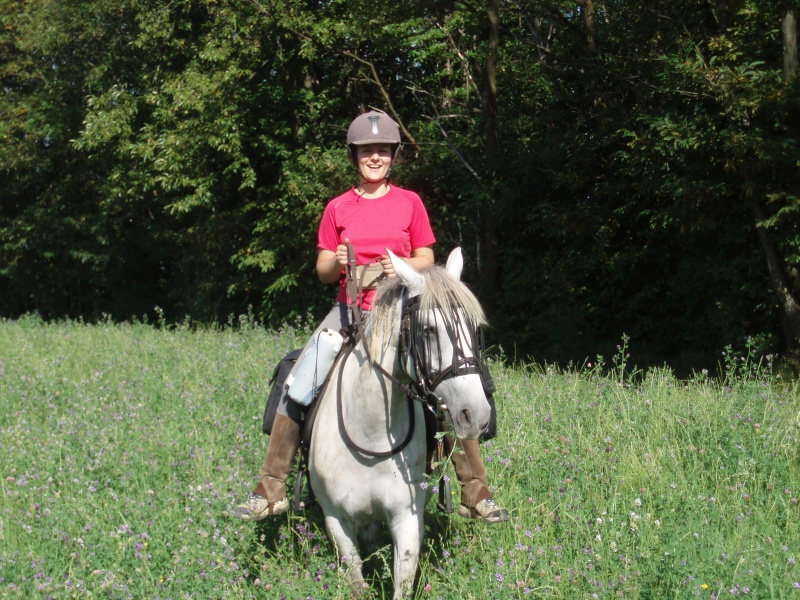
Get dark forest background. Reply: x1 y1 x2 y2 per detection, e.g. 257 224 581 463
2 0 799 374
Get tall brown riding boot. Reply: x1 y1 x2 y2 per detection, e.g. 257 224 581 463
445 435 509 523
231 413 301 521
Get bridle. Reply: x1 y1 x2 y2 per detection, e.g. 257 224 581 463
337 245 484 458
399 294 484 402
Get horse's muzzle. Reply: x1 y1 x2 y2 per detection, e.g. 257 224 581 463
452 401 490 440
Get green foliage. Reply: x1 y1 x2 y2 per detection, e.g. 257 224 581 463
487 0 799 372
1 0 799 370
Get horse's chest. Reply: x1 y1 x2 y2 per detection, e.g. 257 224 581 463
309 364 427 521
310 424 426 517
312 442 426 494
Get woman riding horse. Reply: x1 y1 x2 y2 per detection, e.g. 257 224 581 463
232 110 508 524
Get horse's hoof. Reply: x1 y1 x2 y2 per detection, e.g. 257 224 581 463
458 497 509 523
230 493 290 521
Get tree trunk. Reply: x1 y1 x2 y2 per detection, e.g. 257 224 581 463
754 201 800 348
783 1 798 82
576 0 596 53
480 0 500 310
750 2 800 351
485 0 499 164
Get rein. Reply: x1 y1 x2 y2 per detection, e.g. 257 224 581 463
335 342 417 458
336 244 426 458
344 244 424 403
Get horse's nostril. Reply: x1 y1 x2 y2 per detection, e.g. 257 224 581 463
460 408 473 426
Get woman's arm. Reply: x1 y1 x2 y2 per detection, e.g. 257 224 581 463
316 242 351 284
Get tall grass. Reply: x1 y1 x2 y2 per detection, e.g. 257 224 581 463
0 318 798 598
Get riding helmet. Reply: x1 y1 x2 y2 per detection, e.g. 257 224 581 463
347 111 401 164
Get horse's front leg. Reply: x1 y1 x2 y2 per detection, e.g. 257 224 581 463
389 512 424 599
324 515 368 596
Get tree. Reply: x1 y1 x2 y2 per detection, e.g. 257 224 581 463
579 1 799 366
1 0 797 371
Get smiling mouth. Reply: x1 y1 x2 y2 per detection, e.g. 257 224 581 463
363 165 386 176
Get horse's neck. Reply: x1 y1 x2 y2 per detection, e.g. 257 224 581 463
345 318 409 431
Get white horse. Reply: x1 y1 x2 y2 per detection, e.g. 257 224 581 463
309 247 491 599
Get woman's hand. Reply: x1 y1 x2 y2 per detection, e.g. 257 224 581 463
317 238 352 284
379 245 434 276
334 241 350 267
378 254 397 276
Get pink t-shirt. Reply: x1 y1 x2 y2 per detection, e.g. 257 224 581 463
318 186 436 309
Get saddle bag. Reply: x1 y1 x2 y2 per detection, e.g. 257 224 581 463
262 348 302 435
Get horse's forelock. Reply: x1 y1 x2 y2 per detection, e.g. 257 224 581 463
418 266 486 328
367 275 405 350
366 266 486 350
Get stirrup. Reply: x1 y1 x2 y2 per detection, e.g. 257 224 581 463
437 474 453 513
293 463 316 511
433 435 453 513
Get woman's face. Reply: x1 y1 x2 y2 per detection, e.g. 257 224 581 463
356 143 393 184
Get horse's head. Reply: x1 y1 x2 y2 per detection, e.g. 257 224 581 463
388 248 491 440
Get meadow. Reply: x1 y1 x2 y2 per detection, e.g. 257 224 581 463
0 316 798 599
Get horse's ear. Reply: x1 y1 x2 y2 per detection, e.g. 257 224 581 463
387 249 425 297
445 247 463 281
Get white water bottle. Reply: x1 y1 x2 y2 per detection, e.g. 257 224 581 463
287 328 344 406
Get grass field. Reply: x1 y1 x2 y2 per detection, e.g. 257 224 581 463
1 316 799 599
